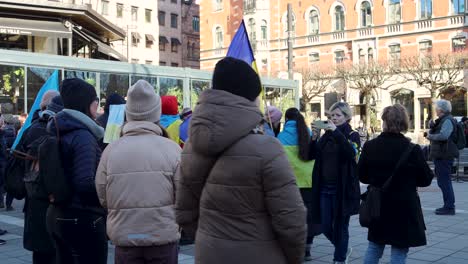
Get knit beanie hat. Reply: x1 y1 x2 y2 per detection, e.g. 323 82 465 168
212 57 261 102
40 90 60 110
126 80 161 123
47 95 64 113
265 106 283 123
60 78 97 115
161 96 179 115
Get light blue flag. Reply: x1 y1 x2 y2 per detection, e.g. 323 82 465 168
103 104 125 144
12 70 60 150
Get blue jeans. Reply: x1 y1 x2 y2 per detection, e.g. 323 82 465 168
364 241 408 264
320 185 350 262
434 159 455 209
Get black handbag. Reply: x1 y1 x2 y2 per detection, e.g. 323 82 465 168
359 143 415 228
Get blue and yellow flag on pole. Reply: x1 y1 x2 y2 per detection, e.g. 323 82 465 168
226 19 263 106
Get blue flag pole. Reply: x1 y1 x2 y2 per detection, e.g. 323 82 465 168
11 70 60 150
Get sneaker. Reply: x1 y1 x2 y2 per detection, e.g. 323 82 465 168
0 229 6 236
304 249 312 261
435 207 445 212
435 208 455 215
0 239 5 245
5 206 14 212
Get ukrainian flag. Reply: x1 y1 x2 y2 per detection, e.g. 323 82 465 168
226 19 258 73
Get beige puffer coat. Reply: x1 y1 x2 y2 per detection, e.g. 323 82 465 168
96 121 181 247
175 89 307 264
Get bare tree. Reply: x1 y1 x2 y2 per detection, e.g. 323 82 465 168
335 60 400 132
400 52 466 117
297 67 333 120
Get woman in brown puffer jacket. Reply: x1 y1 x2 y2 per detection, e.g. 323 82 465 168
175 57 307 264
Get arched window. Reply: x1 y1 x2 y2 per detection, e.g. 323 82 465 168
309 9 319 35
215 26 223 48
388 0 401 24
261 20 267 40
391 89 415 130
420 0 432 19
359 48 365 63
368 48 374 61
334 6 345 31
248 18 256 42
361 1 372 27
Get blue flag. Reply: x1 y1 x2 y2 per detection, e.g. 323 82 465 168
227 20 257 69
12 70 60 150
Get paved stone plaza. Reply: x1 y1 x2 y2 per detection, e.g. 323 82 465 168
0 180 467 264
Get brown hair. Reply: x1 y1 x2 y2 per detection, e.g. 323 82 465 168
381 104 409 133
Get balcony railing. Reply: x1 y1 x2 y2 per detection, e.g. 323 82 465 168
450 15 465 25
259 39 268 47
214 48 223 55
417 20 433 29
386 24 401 33
332 31 345 40
243 0 256 14
358 28 373 37
307 35 319 43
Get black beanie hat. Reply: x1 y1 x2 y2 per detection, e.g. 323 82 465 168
47 95 64 114
60 78 97 115
212 57 261 101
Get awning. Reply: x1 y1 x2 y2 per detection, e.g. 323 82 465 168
159 36 169 44
0 17 71 38
171 38 181 45
131 32 141 39
145 34 155 42
73 28 126 61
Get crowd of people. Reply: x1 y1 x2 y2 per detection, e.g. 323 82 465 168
0 56 461 264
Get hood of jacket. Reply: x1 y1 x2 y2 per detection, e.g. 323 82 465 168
122 121 163 137
51 109 104 140
190 89 263 156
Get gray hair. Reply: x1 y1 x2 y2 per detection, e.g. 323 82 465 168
329 102 353 121
434 99 452 114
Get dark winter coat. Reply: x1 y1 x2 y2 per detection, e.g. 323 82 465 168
16 110 54 252
428 114 458 160
48 110 105 215
358 132 434 248
308 123 361 240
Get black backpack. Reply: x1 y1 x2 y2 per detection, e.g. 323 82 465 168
451 119 466 150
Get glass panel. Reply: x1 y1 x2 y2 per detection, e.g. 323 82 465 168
191 80 210 109
310 103 321 120
391 89 415 130
131 75 158 89
279 88 295 116
265 87 281 110
0 65 24 115
100 73 130 106
419 98 433 129
160 77 183 112
27 67 61 113
65 70 97 87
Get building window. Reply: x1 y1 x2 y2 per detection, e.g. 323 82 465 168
248 18 256 43
388 0 401 24
132 33 140 47
261 20 267 40
244 0 256 13
389 44 401 66
309 53 319 64
160 61 167 66
368 48 374 61
145 35 154 48
101 0 109 15
282 12 296 39
213 0 223 12
419 40 432 67
159 42 166 51
158 11 166 26
335 50 345 64
171 0 177 3
145 9 152 23
131 6 138 22
131 58 139 64
171 63 179 67
215 26 223 48
361 1 372 27
452 0 465 14
192 16 200 32
171 14 178 28
334 6 345 31
358 48 365 63
453 37 466 52
171 38 181 53
145 60 153 65
420 0 432 19
116 3 123 18
309 10 319 35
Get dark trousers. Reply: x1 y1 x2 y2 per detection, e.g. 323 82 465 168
46 206 108 264
320 185 350 262
0 187 14 207
300 188 316 245
33 250 56 264
115 243 179 264
434 159 455 209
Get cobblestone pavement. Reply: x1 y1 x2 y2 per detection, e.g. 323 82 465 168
1 180 467 264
